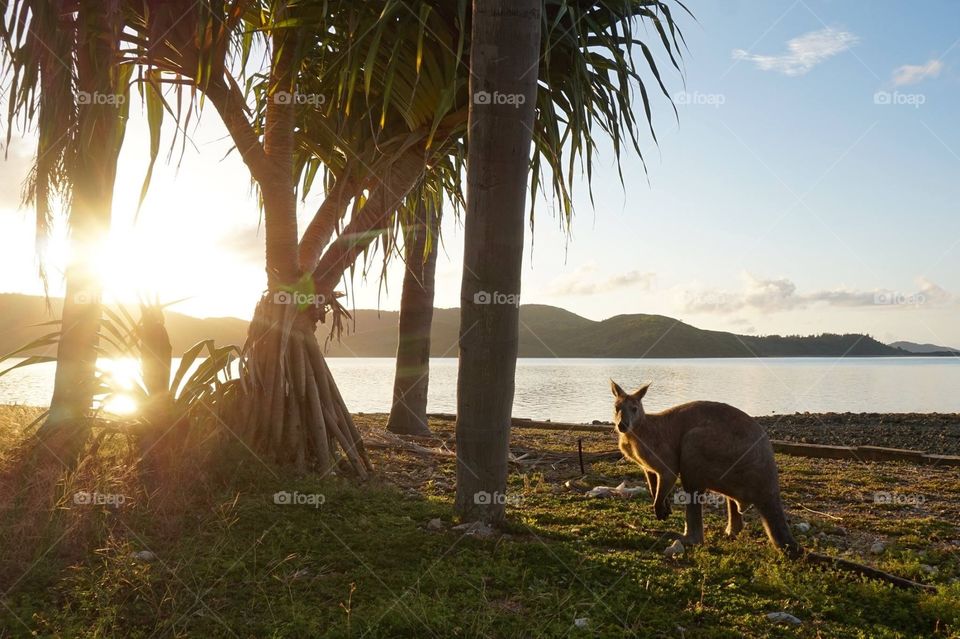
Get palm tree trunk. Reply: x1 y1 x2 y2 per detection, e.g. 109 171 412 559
454 0 541 523
36 0 125 461
387 199 440 436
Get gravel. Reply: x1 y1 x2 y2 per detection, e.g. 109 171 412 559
756 413 960 455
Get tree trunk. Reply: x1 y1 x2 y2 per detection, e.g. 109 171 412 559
231 24 373 476
454 1 542 523
35 0 125 462
387 199 440 436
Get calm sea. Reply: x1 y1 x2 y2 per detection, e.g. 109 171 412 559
1 357 958 423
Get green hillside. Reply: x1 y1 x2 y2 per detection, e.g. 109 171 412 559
0 294 913 359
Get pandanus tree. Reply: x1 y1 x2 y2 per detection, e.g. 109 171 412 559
1 0 131 461
121 0 472 472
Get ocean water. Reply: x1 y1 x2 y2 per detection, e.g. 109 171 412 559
2 356 958 423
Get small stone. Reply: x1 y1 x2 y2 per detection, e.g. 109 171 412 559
452 521 495 539
870 541 886 555
795 522 811 533
921 564 939 576
573 617 589 629
130 550 157 563
426 518 445 531
664 539 684 558
766 612 802 625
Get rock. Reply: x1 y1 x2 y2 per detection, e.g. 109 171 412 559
573 617 589 630
870 541 886 555
766 612 802 625
921 564 939 576
426 518 445 531
129 550 157 563
664 540 684 558
591 420 602 425
585 482 646 499
586 485 615 498
795 522 811 533
452 521 495 539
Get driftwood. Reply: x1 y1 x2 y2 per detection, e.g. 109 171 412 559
803 551 935 591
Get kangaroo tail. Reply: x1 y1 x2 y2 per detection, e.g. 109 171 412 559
757 500 802 559
801 551 935 591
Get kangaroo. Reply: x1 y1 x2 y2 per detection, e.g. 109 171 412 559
610 380 799 555
610 379 933 590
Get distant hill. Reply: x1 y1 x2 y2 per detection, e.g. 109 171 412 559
0 294 248 357
1 293 921 359
889 341 960 356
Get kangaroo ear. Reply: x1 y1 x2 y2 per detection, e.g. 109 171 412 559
633 382 651 399
610 379 627 399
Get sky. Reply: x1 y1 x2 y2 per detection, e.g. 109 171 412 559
1 0 959 348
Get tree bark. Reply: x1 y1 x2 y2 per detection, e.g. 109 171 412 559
311 150 426 294
454 0 541 523
261 24 300 287
387 199 440 436
36 0 125 461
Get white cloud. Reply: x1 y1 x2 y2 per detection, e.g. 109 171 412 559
891 59 943 86
681 273 954 314
548 263 655 296
732 28 859 76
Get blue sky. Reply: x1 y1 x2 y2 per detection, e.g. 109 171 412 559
1 0 958 347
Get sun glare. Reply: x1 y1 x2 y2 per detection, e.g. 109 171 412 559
103 394 139 416
97 357 142 416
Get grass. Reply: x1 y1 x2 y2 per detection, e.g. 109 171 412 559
1 407 959 638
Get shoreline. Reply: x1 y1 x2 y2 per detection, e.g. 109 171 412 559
5 404 960 455
428 411 960 456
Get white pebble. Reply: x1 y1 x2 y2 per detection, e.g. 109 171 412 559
766 612 802 625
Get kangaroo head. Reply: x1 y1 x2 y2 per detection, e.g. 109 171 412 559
610 380 651 433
